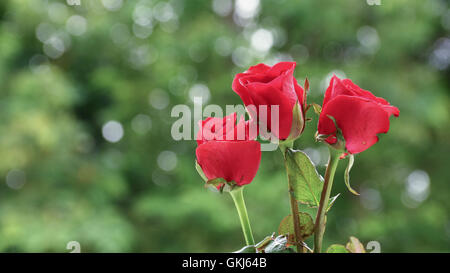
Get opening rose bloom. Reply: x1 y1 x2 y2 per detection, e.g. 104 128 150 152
318 75 400 154
195 113 261 187
232 62 306 141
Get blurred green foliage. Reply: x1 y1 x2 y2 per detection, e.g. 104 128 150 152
0 0 448 252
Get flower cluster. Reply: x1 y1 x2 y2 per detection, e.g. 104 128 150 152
194 61 399 252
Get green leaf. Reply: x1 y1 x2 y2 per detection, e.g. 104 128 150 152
346 236 366 253
344 154 359 195
278 212 315 242
326 244 349 253
285 149 323 207
263 235 295 253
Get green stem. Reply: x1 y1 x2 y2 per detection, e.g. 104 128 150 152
229 186 255 246
313 147 341 253
287 177 304 253
280 143 304 253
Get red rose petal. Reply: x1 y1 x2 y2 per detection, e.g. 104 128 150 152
324 76 399 117
247 63 271 74
195 141 261 186
197 113 257 145
246 75 297 140
232 62 305 140
318 95 394 154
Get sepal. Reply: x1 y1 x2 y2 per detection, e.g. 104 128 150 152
344 154 359 195
280 101 304 146
196 160 238 193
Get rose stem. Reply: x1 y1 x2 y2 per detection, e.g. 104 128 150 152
229 186 255 246
280 143 305 253
313 147 341 253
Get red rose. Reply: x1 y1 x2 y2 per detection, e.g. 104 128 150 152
232 62 305 141
317 75 400 154
196 113 261 186
196 113 257 146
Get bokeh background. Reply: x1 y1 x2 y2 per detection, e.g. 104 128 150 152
0 0 449 252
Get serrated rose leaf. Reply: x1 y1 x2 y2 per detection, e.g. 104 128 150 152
285 149 323 207
326 244 349 253
278 212 314 242
346 236 366 253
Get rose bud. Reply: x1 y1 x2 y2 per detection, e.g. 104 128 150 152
317 75 400 155
232 62 306 142
195 113 261 191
